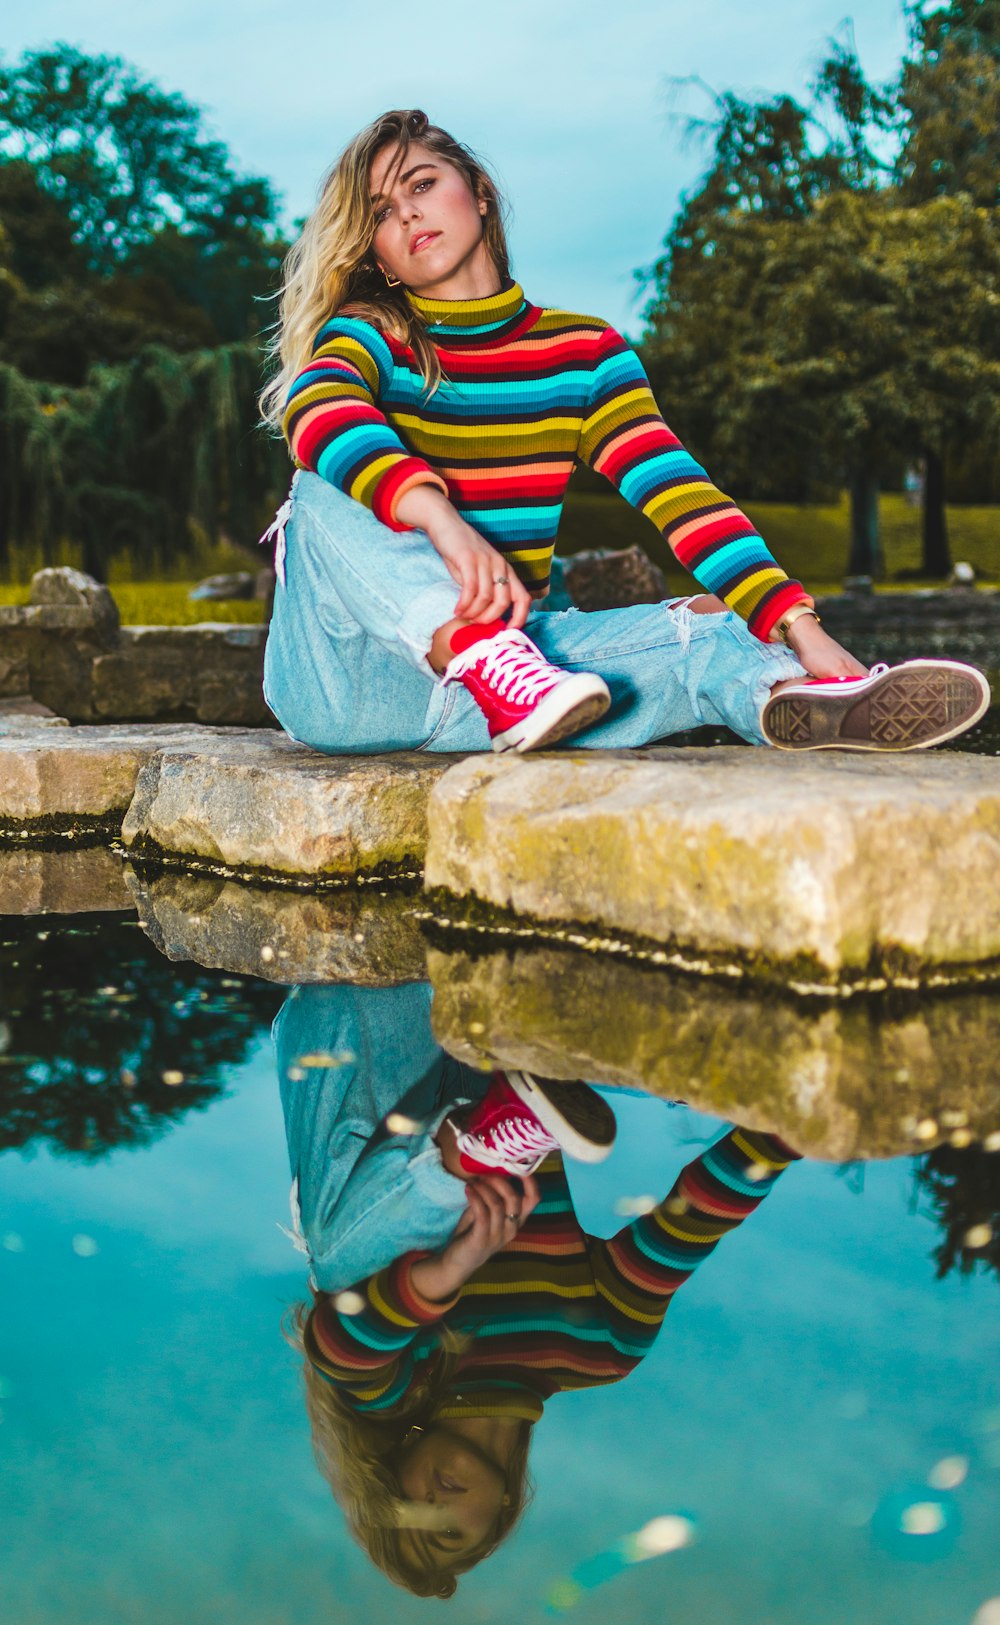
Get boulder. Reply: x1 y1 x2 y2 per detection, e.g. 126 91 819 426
423 747 1000 990
188 572 255 601
561 545 668 611
121 738 455 882
428 944 1000 1161
126 867 428 985
0 722 262 831
29 567 120 635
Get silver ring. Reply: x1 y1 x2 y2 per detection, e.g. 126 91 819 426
494 575 509 586
506 1211 518 1222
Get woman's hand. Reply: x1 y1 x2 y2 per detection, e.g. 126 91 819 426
784 615 868 679
428 513 533 629
409 1173 540 1302
394 485 532 629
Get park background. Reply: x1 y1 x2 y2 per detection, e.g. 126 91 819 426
0 0 997 623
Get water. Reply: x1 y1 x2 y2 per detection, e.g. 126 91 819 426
2 908 999 1625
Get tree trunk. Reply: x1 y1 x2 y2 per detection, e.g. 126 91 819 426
921 448 951 577
847 466 883 580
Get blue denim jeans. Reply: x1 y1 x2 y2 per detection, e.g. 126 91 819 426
275 983 490 1293
262 472 805 754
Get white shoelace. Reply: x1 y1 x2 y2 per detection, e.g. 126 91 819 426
456 1113 557 1174
444 630 562 705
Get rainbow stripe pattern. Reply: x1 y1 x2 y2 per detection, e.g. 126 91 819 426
283 281 810 642
306 1127 799 1418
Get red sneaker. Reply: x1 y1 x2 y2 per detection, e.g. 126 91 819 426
451 1071 616 1176
761 659 991 751
444 625 610 752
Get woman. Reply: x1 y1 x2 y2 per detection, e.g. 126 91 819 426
259 109 988 755
290 1107 799 1597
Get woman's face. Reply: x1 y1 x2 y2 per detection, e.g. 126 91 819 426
369 140 493 294
395 1425 506 1569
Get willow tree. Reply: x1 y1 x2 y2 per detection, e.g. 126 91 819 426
0 341 288 578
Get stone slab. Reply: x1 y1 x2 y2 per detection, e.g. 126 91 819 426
121 739 455 882
0 723 263 828
428 944 1000 1161
125 868 428 985
0 844 132 914
423 748 1000 988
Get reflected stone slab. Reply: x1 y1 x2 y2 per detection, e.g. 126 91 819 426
0 844 131 914
424 748 1000 989
126 868 428 985
428 945 1000 1160
122 740 454 883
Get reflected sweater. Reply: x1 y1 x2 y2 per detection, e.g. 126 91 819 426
282 282 811 642
306 1127 799 1423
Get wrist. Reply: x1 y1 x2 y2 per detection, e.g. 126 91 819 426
771 604 820 646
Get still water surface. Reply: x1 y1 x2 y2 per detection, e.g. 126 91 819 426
1 914 999 1625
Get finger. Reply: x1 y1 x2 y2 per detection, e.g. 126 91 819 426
464 561 497 624
453 559 480 621
518 1172 541 1216
508 579 532 630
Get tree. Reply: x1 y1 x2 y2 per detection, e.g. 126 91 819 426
642 191 1000 574
641 10 1000 577
896 0 1000 568
0 915 281 1159
916 1140 1000 1285
0 44 282 278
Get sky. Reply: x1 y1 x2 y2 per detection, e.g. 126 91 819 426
3 0 911 331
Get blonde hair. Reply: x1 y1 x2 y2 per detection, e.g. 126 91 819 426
284 1303 533 1599
260 109 511 426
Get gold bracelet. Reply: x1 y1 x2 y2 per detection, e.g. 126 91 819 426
772 605 821 646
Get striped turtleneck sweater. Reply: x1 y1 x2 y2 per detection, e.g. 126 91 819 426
305 1127 799 1422
282 282 811 643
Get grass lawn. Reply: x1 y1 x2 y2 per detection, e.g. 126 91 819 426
0 494 997 622
0 580 265 624
559 491 1000 592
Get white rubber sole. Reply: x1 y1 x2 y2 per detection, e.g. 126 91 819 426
492 673 611 753
504 1070 616 1163
762 659 991 751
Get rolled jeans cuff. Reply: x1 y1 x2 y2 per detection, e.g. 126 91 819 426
744 646 808 744
397 580 463 679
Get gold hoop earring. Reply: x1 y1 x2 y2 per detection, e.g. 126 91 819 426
401 1424 425 1446
379 264 401 288
501 1494 511 1507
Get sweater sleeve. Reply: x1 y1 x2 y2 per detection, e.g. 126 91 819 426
282 316 449 531
305 1250 459 1409
586 1128 800 1360
579 326 811 642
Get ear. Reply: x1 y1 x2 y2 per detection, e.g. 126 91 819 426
478 198 488 216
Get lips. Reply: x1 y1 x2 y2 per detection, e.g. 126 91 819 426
410 231 440 254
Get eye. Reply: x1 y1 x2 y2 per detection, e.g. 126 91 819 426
414 178 434 193
374 205 390 224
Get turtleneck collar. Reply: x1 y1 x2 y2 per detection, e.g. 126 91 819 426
404 278 528 342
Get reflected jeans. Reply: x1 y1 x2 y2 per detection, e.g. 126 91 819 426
262 471 805 754
275 983 489 1294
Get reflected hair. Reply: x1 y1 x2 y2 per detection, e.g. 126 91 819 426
284 1302 533 1600
260 108 511 424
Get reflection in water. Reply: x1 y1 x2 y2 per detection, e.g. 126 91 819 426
0 915 280 1157
275 982 798 1598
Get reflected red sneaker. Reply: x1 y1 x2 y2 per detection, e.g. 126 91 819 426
444 625 610 752
761 659 991 751
451 1071 616 1176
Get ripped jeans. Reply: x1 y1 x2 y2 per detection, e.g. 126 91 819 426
262 471 806 754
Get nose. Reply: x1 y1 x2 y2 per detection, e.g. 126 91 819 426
399 195 421 226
